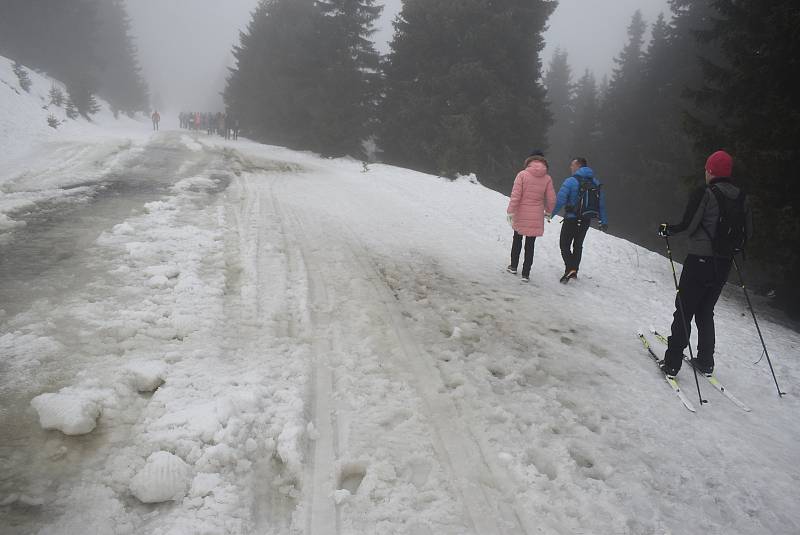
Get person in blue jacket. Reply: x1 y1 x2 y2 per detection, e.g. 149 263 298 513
549 157 608 283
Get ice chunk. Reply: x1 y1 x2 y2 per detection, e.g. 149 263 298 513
333 489 350 504
130 451 190 503
147 274 170 288
30 393 100 435
124 361 166 392
112 222 135 235
189 472 221 498
144 264 180 279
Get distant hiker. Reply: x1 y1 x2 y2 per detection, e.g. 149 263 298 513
550 157 608 283
232 117 240 140
224 113 231 140
151 110 160 131
505 151 556 282
656 150 753 378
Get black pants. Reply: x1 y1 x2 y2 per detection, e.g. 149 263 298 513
510 232 536 277
664 255 732 371
560 218 590 273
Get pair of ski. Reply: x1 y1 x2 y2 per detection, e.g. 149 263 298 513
637 330 751 412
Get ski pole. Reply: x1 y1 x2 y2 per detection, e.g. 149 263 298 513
663 235 707 405
732 255 786 397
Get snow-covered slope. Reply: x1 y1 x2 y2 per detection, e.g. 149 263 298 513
0 55 150 236
1 55 799 535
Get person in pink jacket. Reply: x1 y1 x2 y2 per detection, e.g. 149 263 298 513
506 152 556 282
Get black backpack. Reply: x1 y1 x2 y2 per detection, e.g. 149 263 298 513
576 177 602 219
705 185 747 257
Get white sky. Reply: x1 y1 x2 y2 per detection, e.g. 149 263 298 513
126 0 669 111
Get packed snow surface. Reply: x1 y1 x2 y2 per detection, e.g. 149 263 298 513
1 54 799 534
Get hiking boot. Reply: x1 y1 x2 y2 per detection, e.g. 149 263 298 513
658 360 679 378
506 265 518 275
690 359 713 376
521 275 530 283
559 270 577 284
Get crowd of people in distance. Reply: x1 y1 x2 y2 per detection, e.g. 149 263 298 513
179 111 240 140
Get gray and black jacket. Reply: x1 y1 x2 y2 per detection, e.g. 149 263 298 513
666 177 754 258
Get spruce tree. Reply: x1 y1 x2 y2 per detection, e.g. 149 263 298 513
65 98 79 120
315 0 383 156
49 83 65 107
94 0 149 114
0 0 146 117
687 0 800 313
225 0 381 157
569 70 599 159
543 48 574 171
68 81 101 118
593 10 648 244
380 0 554 190
599 10 647 164
225 1 326 151
13 61 32 92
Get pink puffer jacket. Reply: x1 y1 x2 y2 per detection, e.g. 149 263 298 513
506 160 556 237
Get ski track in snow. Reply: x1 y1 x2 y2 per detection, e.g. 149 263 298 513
1 65 800 534
272 173 522 534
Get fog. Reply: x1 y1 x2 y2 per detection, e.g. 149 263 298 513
541 0 671 77
126 0 669 113
125 0 259 113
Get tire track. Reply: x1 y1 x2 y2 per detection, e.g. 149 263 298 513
223 174 297 534
337 222 531 535
271 175 530 534
266 175 341 535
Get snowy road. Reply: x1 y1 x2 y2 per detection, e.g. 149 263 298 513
1 129 799 535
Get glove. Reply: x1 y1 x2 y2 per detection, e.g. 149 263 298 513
506 213 514 228
599 223 608 232
657 223 670 237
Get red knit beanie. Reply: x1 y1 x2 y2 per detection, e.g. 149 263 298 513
705 150 733 177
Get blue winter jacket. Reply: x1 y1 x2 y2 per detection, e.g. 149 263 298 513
551 166 608 225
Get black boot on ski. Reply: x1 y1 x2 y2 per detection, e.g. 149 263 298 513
690 359 713 376
658 360 679 378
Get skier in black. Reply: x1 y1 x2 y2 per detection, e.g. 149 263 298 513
657 150 753 377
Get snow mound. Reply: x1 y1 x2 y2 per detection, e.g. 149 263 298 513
130 451 190 503
180 135 202 152
124 360 167 392
112 222 135 235
30 392 101 435
189 472 222 498
144 264 181 279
